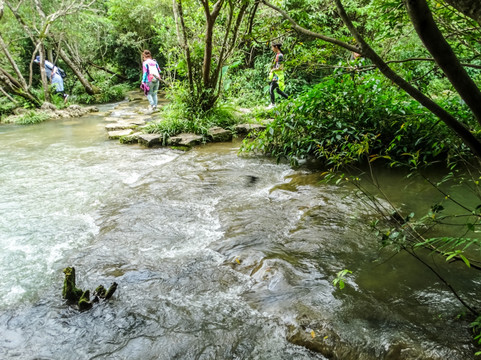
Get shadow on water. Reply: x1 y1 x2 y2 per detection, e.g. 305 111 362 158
0 99 479 359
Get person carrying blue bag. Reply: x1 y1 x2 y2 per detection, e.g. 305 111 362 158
34 55 69 103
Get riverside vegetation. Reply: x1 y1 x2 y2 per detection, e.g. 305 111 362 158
1 0 481 356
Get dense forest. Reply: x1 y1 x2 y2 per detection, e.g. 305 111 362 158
2 0 481 353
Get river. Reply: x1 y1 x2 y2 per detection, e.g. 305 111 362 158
0 101 479 359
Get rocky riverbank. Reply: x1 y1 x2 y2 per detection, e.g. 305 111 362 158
2 101 99 124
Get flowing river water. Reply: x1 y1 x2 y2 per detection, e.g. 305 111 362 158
0 100 479 359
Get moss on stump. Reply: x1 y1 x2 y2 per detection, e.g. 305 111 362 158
62 266 117 311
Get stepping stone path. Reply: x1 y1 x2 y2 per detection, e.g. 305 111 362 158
104 90 268 149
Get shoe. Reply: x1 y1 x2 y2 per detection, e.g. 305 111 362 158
64 94 69 104
266 103 275 109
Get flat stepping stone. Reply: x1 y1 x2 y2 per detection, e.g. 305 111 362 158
168 133 203 147
105 123 136 131
127 115 151 122
109 110 138 117
108 129 134 139
138 134 162 147
120 132 143 144
208 127 232 142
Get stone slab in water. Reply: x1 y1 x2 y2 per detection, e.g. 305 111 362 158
168 133 203 147
138 134 162 147
108 129 134 139
208 127 232 142
105 123 135 131
108 110 138 117
120 132 143 144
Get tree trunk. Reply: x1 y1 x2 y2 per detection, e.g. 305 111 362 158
0 34 29 91
38 45 51 102
203 19 216 88
173 0 194 90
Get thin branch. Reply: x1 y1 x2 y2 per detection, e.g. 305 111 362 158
262 0 359 53
385 57 481 70
0 85 17 103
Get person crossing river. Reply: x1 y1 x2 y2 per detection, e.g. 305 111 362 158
267 43 288 109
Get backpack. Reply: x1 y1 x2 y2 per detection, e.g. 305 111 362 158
147 60 160 81
45 61 67 78
56 67 67 79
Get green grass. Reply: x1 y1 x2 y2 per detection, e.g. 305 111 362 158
2 111 51 125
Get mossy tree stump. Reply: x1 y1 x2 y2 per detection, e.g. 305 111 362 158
62 267 117 311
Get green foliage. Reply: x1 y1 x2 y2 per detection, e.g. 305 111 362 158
143 84 240 141
241 69 475 167
74 79 131 104
0 96 18 118
104 0 169 81
471 315 481 356
333 269 352 290
225 52 273 107
162 82 239 126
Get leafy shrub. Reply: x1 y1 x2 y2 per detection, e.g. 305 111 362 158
241 71 475 167
74 83 131 104
0 96 18 118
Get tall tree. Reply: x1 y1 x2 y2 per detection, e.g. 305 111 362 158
173 0 250 114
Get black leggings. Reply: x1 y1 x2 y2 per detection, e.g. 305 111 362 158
270 81 288 104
